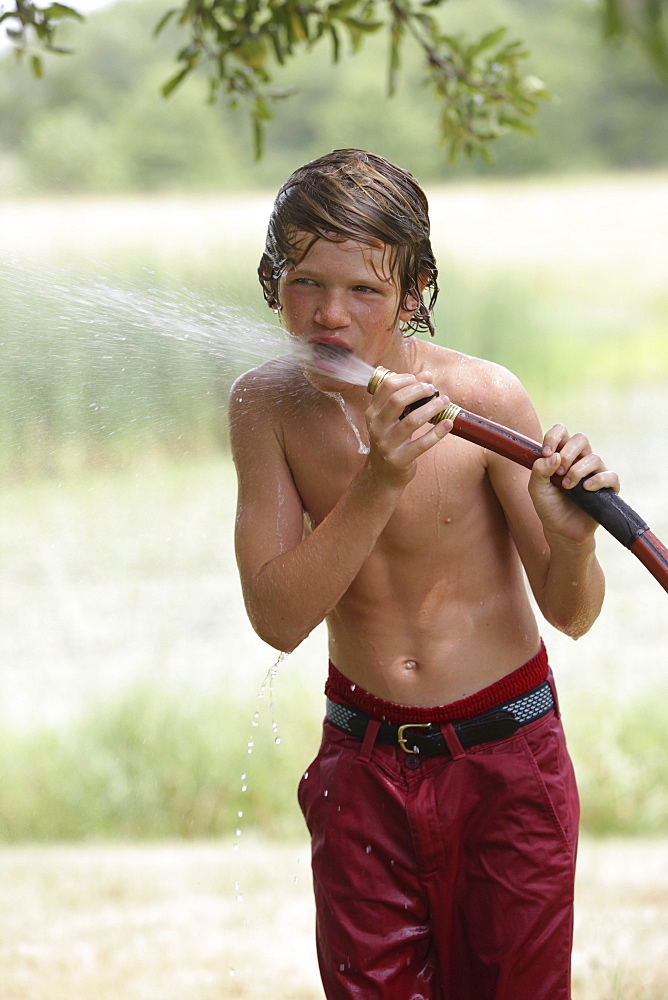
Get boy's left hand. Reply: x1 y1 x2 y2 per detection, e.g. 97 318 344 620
529 423 620 545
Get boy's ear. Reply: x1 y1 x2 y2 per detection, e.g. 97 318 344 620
398 279 425 321
398 292 420 323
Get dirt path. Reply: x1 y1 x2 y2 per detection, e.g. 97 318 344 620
0 838 666 999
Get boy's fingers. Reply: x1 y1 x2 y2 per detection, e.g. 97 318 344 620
373 376 438 423
533 452 562 480
561 455 619 492
541 423 568 457
578 470 620 493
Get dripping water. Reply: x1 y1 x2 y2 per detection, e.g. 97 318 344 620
327 392 370 455
232 651 287 920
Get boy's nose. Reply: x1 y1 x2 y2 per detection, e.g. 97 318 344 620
313 293 351 329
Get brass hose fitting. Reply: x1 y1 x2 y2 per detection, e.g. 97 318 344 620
367 366 461 425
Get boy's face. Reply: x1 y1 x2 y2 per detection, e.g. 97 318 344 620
278 235 416 378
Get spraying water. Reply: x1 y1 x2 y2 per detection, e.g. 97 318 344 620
2 259 376 385
0 260 377 472
291 341 375 387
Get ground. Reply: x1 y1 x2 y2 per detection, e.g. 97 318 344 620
0 837 667 1000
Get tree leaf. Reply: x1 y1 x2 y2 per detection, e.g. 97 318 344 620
161 64 193 96
468 25 506 57
154 9 176 36
45 3 85 22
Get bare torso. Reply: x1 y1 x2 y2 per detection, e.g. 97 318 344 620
272 342 541 705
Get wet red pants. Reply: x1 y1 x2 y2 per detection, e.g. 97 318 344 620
298 679 579 1000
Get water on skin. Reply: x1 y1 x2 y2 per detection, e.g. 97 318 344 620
328 392 370 455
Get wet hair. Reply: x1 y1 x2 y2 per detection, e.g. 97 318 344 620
258 148 439 337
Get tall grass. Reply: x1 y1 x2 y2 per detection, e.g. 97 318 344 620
0 682 322 842
2 181 667 845
3 260 667 477
568 692 668 836
1 680 666 842
3 179 668 476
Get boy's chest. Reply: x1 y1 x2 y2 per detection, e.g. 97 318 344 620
282 405 491 543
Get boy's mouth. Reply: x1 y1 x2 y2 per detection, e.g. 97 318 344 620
307 335 352 351
309 341 354 374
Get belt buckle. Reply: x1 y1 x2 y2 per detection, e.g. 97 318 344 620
397 722 432 753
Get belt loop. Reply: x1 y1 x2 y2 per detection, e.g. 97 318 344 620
547 671 561 720
440 722 466 760
358 719 381 762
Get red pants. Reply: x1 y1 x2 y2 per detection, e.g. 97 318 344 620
298 681 579 999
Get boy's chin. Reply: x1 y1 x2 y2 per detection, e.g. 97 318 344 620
302 368 353 394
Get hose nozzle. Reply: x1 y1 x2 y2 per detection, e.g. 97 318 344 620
366 366 392 395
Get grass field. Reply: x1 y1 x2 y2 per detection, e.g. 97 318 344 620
1 173 667 994
1 837 667 1000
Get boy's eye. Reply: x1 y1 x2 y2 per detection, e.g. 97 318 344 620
353 285 376 293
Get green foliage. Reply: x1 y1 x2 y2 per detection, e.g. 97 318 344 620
601 0 668 86
2 0 668 193
2 0 667 163
154 0 547 161
0 0 84 76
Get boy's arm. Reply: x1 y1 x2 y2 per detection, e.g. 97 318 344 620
485 373 619 638
230 368 451 652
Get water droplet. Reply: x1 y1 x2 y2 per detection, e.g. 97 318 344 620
241 784 248 792
229 968 236 977
274 736 282 744
365 845 372 854
303 770 309 780
323 789 329 797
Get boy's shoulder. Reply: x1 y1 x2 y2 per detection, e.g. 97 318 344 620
424 343 530 424
229 356 304 413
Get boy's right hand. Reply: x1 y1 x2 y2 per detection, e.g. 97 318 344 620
365 370 453 489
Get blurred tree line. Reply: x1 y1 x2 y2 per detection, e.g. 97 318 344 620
1 0 667 195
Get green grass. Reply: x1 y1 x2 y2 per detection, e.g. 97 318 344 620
1 179 667 843
1 679 667 842
568 691 668 837
0 682 322 842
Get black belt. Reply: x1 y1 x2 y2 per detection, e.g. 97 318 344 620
325 679 554 756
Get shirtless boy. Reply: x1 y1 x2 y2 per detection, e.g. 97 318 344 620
229 149 619 1000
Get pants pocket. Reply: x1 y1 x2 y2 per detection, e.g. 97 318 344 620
521 716 580 856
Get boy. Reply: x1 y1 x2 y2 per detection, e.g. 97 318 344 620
229 149 619 1000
